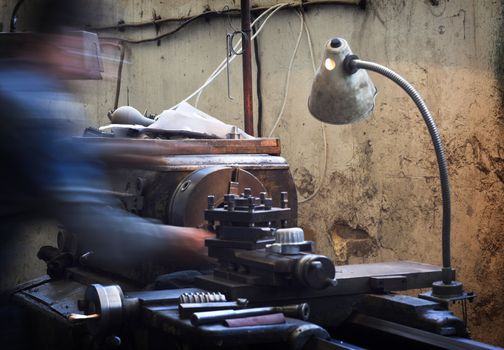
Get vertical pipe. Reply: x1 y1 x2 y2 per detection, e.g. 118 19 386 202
241 0 254 136
114 44 126 111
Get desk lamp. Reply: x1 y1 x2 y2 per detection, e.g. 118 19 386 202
308 37 469 302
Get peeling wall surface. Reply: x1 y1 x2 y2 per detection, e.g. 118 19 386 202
1 0 503 346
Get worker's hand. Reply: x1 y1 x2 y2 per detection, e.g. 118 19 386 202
164 226 213 254
160 226 214 266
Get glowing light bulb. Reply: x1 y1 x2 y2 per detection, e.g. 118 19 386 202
324 58 336 71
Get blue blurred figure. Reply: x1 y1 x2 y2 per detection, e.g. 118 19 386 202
0 0 211 292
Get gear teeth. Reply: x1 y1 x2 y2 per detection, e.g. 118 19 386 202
179 292 226 303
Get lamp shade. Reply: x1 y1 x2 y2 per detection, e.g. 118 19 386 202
308 38 377 125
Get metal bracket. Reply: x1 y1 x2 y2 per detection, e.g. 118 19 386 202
369 275 407 292
418 290 476 304
226 30 246 100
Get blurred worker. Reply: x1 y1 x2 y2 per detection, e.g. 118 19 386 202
0 0 211 293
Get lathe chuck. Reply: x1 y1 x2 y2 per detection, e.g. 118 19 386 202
168 166 266 228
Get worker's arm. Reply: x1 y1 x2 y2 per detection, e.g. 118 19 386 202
58 203 213 271
0 68 212 274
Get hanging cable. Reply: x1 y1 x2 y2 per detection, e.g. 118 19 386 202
87 1 364 32
267 10 304 137
176 3 288 112
297 13 328 204
99 41 126 111
194 3 287 108
99 13 205 44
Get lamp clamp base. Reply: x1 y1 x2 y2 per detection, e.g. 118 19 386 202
419 281 475 305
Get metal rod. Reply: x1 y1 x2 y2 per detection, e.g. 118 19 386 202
68 313 100 321
226 33 234 100
191 303 309 326
350 314 496 350
241 0 254 135
114 44 125 110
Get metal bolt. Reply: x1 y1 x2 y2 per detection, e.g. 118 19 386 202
244 188 252 198
326 278 338 287
79 251 94 265
260 192 267 204
265 198 273 210
227 195 235 211
207 195 215 210
280 192 288 208
181 180 191 192
237 298 249 306
248 197 255 212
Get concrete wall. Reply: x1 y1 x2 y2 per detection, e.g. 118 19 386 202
1 0 503 346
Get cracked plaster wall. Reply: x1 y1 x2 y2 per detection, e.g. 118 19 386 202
1 0 503 345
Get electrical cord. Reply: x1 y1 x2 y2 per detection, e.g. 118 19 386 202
99 41 126 111
179 3 288 112
87 1 364 32
303 15 317 74
188 6 327 204
194 3 287 108
89 8 240 31
100 13 205 44
297 13 329 204
267 10 304 137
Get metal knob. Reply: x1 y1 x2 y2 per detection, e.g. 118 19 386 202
295 255 337 289
275 227 305 244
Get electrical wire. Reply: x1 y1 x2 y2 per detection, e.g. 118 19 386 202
99 41 126 111
99 4 326 203
194 3 287 108
177 3 288 112
304 15 317 74
87 1 363 32
98 2 302 46
194 3 287 107
259 10 327 203
100 13 206 45
297 13 328 204
267 10 305 137
89 8 240 31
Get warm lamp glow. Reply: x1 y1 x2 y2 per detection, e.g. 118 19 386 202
324 58 336 71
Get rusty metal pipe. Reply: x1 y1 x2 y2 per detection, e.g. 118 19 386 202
241 0 254 136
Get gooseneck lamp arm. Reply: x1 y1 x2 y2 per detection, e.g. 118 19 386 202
308 38 468 297
345 57 453 284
